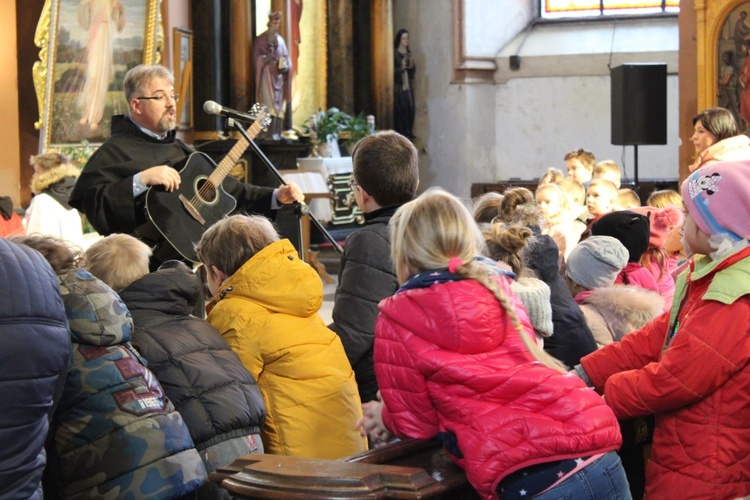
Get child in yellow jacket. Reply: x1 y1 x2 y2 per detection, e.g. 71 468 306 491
196 214 367 459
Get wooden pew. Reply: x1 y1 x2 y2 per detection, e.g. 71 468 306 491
209 438 478 498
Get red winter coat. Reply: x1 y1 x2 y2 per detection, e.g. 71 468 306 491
581 245 750 499
375 276 622 499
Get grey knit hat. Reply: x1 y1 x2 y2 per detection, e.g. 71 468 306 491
511 277 554 337
566 236 629 290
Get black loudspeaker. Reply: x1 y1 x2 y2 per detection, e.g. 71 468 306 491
611 64 667 145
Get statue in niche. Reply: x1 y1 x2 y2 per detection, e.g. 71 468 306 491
253 11 291 140
393 29 416 140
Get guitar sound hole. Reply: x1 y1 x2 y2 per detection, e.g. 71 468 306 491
196 179 217 203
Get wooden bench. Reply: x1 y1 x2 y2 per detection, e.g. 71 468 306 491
209 438 477 499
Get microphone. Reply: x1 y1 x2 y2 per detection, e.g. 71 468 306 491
203 100 259 124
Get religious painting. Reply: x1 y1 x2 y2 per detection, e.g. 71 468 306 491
718 1 750 131
34 0 162 153
173 28 193 130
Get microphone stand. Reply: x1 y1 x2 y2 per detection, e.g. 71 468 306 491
227 118 344 256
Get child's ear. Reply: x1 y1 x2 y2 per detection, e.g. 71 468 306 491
210 265 228 283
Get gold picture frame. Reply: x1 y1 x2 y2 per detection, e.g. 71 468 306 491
172 27 193 130
33 0 163 154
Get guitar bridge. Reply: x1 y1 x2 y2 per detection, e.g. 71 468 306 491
179 194 206 225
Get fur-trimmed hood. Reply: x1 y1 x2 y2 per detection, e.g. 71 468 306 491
31 164 79 195
579 285 664 346
31 164 79 210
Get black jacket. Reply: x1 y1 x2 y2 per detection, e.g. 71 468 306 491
119 261 266 451
329 206 401 403
525 234 598 368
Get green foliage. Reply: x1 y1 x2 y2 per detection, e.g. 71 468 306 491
343 113 372 148
303 108 376 147
59 140 96 169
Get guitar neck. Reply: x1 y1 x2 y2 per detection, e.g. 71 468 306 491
209 121 263 186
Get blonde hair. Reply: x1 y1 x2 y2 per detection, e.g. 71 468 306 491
29 152 70 172
647 189 682 209
588 178 619 198
534 184 569 224
483 223 533 275
85 234 152 291
196 214 279 277
538 167 564 187
472 191 504 224
557 178 585 206
593 160 622 188
616 188 641 209
390 189 565 372
563 149 596 171
497 187 541 227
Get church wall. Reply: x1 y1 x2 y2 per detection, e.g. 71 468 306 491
494 74 680 185
1 1 21 206
394 0 680 200
393 0 499 203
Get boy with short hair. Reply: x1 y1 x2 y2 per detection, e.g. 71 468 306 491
616 188 641 210
593 160 622 188
586 178 619 218
196 214 367 459
564 148 596 187
329 131 419 404
85 233 152 291
574 159 750 499
86 234 267 496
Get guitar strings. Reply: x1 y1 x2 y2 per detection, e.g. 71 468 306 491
190 123 260 207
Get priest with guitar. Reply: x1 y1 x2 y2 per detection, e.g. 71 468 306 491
70 64 303 269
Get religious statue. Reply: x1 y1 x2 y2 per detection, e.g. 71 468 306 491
253 11 292 140
393 29 416 140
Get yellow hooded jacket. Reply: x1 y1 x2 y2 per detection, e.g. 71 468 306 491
206 239 367 459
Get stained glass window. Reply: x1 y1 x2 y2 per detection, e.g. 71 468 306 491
542 0 679 18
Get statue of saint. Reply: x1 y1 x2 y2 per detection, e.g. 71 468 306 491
394 29 416 140
253 11 292 140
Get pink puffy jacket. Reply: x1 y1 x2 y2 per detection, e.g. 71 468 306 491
374 277 622 499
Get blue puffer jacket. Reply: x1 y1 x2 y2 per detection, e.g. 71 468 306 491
0 238 70 499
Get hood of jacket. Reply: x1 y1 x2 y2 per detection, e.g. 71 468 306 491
582 285 664 333
380 276 532 356
120 260 199 316
525 234 560 282
58 268 133 346
690 134 750 172
31 164 79 195
209 239 323 317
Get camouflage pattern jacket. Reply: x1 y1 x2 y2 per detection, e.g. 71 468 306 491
45 269 207 499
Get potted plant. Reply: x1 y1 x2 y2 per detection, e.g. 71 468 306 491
304 108 375 157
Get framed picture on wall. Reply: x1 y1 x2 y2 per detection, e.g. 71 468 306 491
172 28 193 130
718 1 750 132
33 0 162 154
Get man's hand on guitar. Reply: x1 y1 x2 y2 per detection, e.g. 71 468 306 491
142 165 181 192
275 182 304 204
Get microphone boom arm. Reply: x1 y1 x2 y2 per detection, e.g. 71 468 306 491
227 118 344 256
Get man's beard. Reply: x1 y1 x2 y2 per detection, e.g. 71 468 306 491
157 111 177 133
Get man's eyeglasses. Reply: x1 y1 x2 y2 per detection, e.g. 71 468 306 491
136 94 179 103
348 178 358 190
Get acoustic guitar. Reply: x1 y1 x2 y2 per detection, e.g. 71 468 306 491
145 104 271 263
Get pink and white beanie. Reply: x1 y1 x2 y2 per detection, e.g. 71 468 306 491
681 160 750 242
